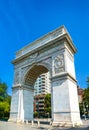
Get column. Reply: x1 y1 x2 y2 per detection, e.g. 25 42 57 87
23 85 34 121
51 46 82 126
9 85 24 122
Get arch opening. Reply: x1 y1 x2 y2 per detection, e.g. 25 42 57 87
24 64 51 119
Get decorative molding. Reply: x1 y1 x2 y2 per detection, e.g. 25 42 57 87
14 52 39 69
30 52 38 59
16 26 65 58
51 72 77 83
26 52 39 65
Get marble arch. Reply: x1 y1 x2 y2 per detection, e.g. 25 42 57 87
9 26 82 126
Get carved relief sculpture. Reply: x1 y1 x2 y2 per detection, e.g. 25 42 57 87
14 71 20 84
54 54 64 74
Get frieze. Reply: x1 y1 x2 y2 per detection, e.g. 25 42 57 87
14 52 39 69
14 44 64 69
16 27 64 58
30 52 38 59
15 44 64 71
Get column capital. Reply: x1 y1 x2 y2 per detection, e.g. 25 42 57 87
12 84 34 91
51 72 77 83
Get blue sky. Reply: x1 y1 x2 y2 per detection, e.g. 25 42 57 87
0 0 89 95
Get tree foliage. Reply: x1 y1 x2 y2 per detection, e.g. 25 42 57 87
0 82 8 101
34 111 38 118
79 77 89 116
86 76 89 88
0 80 11 120
44 94 51 117
83 87 89 106
83 77 89 106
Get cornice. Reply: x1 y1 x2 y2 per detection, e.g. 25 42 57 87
12 26 77 64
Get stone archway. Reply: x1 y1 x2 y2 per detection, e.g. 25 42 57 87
9 26 82 126
18 64 50 122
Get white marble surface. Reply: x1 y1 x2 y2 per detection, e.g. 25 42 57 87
9 89 19 120
10 26 81 126
23 89 34 120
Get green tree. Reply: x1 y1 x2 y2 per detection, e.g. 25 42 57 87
86 77 89 88
0 81 8 101
80 77 89 116
34 111 38 118
83 87 89 106
0 80 11 120
44 94 51 118
83 77 89 106
0 102 10 118
79 103 84 116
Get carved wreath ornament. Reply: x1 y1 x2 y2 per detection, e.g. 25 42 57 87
54 55 64 73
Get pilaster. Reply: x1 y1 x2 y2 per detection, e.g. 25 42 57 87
51 73 82 126
9 84 34 122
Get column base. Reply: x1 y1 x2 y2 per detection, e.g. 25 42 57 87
8 118 24 123
52 120 82 127
8 118 17 122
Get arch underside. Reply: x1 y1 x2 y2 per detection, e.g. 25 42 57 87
25 65 48 86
